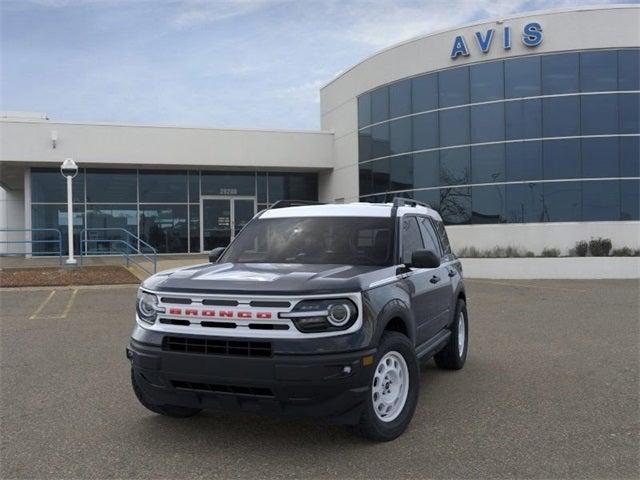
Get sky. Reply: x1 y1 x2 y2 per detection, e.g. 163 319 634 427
1 0 636 130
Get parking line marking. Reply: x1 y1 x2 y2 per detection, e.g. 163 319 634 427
29 290 56 319
58 288 78 318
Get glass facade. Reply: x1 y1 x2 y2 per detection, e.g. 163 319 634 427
357 48 640 225
31 168 318 254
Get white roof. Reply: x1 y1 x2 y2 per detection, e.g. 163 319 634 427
260 202 443 221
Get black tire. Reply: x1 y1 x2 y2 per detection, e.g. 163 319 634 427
434 299 468 370
131 369 201 418
350 331 419 442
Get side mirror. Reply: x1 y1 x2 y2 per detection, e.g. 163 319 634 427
410 249 440 269
208 247 226 263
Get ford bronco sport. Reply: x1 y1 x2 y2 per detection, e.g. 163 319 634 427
128 198 468 441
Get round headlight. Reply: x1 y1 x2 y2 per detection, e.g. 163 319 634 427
327 303 351 327
136 290 161 323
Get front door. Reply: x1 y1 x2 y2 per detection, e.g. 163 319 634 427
201 197 255 251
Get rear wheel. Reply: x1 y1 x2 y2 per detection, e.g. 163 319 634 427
434 299 468 370
131 369 201 418
350 331 419 442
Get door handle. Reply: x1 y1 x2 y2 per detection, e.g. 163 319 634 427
448 269 457 277
430 275 440 284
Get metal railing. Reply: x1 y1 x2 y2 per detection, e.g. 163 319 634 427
0 228 63 264
79 228 157 275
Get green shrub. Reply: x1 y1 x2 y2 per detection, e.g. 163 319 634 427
589 237 612 257
541 248 561 257
574 241 589 257
610 247 640 257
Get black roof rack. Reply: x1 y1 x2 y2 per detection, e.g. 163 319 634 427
269 200 325 209
391 197 432 209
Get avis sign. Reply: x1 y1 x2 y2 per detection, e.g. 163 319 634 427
450 22 543 59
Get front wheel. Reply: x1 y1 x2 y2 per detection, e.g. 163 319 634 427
350 331 419 442
434 299 468 370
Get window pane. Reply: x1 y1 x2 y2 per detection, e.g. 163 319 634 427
370 86 389 123
412 112 438 150
139 205 188 253
506 183 543 223
267 173 317 202
401 216 424 264
359 128 373 162
581 94 618 135
359 163 373 196
582 137 619 178
543 96 580 137
412 73 438 113
31 168 84 203
580 51 617 92
543 139 580 180
358 93 371 128
471 144 505 183
505 56 541 98
619 93 639 134
620 137 640 177
440 147 470 185
439 67 469 108
390 79 411 118
471 185 505 224
543 181 581 222
470 103 504 143
619 49 640 91
371 123 390 158
505 99 542 140
582 181 620 221
86 205 137 254
189 171 200 202
413 151 439 189
413 189 440 211
31 204 84 255
440 187 471 225
470 61 504 102
389 117 412 155
189 205 200 252
256 172 267 203
86 169 136 203
439 107 469 147
202 172 255 196
417 217 441 255
542 52 579 94
372 158 390 193
139 170 187 203
506 141 543 182
621 179 640 220
390 155 413 191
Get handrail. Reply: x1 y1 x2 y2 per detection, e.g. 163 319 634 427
79 228 157 275
0 228 63 264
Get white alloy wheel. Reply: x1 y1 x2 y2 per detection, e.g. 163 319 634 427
371 351 409 422
457 311 466 357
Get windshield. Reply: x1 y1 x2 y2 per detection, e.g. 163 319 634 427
220 216 393 266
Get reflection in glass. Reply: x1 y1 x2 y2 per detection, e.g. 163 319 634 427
583 181 620 221
505 99 542 140
618 49 640 91
582 137 619 178
202 199 231 250
31 168 85 203
542 182 581 222
440 147 470 186
189 171 200 202
390 79 411 118
372 158 390 193
439 67 469 108
389 117 412 155
31 204 84 255
390 155 413 191
139 170 188 203
620 137 640 177
413 189 440 211
581 94 618 135
267 173 317 203
505 56 541 98
411 73 438 113
201 172 255 196
359 128 373 162
506 183 543 223
506 142 543 182
470 61 504 102
86 169 137 203
359 163 373 196
543 139 580 180
412 112 438 151
86 205 138 254
471 144 505 183
139 205 188 253
439 108 469 147
189 205 200 252
358 94 371 128
471 185 505 224
413 152 439 189
440 187 471 225
371 123 390 158
371 86 389 123
580 51 617 92
619 93 639 134
621 180 640 220
470 103 504 143
542 52 579 94
543 96 580 137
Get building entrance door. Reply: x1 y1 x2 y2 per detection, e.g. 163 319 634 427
201 196 256 252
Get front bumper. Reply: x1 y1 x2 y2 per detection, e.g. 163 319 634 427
128 337 376 424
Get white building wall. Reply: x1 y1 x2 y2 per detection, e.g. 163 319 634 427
0 186 26 254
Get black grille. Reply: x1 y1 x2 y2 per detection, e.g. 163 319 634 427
160 297 192 304
249 300 291 308
171 380 274 397
163 336 272 357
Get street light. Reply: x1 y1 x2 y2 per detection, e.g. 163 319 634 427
60 158 78 265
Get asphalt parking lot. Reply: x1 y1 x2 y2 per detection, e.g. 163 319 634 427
1 279 638 479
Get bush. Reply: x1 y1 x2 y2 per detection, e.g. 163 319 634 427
574 241 589 257
610 247 640 257
541 248 560 257
589 237 612 257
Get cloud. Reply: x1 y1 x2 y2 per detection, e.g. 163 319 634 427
169 0 286 29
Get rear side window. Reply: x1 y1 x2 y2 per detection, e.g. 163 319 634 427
418 217 442 257
401 216 424 264
434 220 452 255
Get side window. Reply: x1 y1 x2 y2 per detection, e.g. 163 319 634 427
434 220 452 256
418 217 442 257
401 216 424 264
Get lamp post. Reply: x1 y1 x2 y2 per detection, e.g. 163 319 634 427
60 158 78 265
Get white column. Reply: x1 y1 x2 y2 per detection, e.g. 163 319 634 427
65 175 76 265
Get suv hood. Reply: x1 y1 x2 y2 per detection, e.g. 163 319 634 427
143 262 394 295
